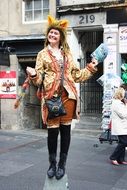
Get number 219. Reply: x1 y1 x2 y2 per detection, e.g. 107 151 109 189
79 15 95 24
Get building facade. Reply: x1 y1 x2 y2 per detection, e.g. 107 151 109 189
57 0 127 129
0 0 56 130
0 0 127 130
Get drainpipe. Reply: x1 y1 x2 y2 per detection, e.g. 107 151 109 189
56 0 60 6
56 0 60 18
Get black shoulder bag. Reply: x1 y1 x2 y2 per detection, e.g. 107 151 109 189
45 55 66 119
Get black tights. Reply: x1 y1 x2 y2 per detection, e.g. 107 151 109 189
47 124 71 155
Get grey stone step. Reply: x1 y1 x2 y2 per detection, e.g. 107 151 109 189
75 122 101 129
72 128 102 138
74 115 102 130
72 115 102 137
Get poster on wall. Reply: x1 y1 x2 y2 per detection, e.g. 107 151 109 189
0 71 16 99
104 48 117 74
119 26 127 53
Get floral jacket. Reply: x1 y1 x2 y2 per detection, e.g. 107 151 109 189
30 47 97 124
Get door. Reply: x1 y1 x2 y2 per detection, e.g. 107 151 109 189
79 30 103 115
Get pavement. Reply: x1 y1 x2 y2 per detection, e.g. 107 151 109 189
0 117 127 190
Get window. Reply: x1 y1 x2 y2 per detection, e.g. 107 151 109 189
22 0 49 23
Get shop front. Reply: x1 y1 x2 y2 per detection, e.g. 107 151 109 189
101 7 127 129
0 38 45 130
58 6 127 128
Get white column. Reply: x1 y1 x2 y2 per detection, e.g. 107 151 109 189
103 24 119 75
67 28 81 128
101 24 121 130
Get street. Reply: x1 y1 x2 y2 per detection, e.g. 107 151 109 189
0 129 127 190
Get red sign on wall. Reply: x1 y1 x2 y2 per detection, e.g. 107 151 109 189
0 71 16 99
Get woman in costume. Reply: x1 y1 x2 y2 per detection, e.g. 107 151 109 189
26 15 98 179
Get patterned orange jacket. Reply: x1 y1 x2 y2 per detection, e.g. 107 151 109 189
30 47 97 124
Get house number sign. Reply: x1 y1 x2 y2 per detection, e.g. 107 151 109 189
79 15 95 24
61 12 106 27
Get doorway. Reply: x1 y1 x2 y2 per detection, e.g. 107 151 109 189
18 57 42 129
79 30 103 115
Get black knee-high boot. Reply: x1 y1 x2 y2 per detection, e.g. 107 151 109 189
56 124 71 180
55 153 67 180
47 128 59 178
47 154 57 178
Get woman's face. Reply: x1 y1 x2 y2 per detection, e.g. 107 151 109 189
47 29 60 47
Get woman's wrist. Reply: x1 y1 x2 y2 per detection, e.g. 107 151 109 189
26 67 37 77
86 62 98 73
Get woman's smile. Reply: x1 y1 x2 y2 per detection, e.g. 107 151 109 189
48 29 60 47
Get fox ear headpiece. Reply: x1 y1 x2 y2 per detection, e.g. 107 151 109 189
47 15 68 29
46 15 69 36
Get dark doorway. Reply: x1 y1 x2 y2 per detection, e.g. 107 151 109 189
79 30 103 115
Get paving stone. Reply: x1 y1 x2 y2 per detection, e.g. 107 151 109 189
0 160 33 176
43 174 69 190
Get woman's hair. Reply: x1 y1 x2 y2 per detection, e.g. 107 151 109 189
113 87 125 100
120 83 127 90
44 26 70 55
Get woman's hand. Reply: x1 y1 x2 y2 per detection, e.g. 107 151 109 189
87 58 98 72
91 58 98 67
26 67 36 77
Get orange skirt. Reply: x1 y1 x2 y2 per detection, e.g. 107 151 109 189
47 89 76 127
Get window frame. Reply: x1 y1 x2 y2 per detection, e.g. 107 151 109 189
22 0 49 24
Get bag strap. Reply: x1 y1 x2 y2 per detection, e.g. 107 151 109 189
48 50 65 95
59 55 65 94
